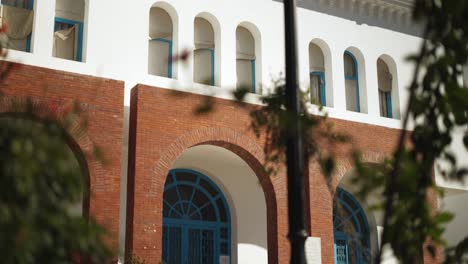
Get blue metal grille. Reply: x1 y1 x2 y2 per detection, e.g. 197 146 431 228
333 188 370 264
162 169 231 264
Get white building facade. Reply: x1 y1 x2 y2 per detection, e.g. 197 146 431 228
1 0 467 263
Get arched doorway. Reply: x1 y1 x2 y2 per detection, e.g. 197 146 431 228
333 187 370 264
162 169 231 264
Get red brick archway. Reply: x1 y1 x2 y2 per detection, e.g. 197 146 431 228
125 85 289 263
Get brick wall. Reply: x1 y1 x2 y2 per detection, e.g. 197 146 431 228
0 62 124 253
126 84 438 264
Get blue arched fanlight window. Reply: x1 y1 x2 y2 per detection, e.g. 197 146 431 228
333 188 370 264
344 51 360 112
1 0 34 52
162 169 231 264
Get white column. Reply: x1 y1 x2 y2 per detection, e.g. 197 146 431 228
219 22 236 88
32 0 55 57
176 11 194 84
365 53 381 118
330 48 346 113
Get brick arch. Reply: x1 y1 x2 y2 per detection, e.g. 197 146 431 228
333 151 387 190
0 96 96 215
151 126 280 264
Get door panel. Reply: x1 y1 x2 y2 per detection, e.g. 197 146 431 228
162 226 183 264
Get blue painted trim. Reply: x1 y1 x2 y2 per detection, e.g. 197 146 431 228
251 59 256 93
310 71 326 106
210 49 215 85
153 38 173 78
54 17 84 62
386 92 393 118
344 51 360 112
163 168 231 263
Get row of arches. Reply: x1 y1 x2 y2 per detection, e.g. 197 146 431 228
1 0 86 62
309 42 399 118
150 3 399 119
149 6 259 93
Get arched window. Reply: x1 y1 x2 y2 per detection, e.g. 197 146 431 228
236 26 256 93
53 0 84 61
148 7 173 78
334 188 370 264
162 169 231 264
309 42 326 105
194 17 215 85
0 0 34 52
344 51 360 112
377 58 393 118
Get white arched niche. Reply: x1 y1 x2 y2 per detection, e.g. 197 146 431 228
236 22 262 94
172 145 268 264
193 14 221 86
344 47 368 113
309 39 333 107
53 0 85 61
148 6 174 78
236 26 256 93
377 55 400 119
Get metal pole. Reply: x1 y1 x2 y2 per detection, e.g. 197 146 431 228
283 0 308 263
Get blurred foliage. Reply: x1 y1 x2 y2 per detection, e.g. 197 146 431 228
351 0 468 263
228 1 468 263
0 108 113 263
0 28 112 263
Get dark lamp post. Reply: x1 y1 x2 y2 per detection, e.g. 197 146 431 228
282 0 309 263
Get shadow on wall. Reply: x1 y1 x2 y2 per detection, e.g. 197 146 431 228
272 0 423 37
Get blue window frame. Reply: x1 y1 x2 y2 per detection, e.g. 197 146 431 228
379 90 393 118
194 48 215 86
344 51 360 112
1 0 34 52
310 71 326 106
236 59 256 93
333 188 370 264
163 169 231 264
54 17 84 62
251 59 256 93
150 37 173 78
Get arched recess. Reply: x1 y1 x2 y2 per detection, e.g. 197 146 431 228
377 55 400 119
333 159 388 264
238 22 262 94
0 112 91 217
309 39 333 106
344 47 368 113
53 0 85 62
1 0 35 52
147 127 280 264
194 12 221 86
236 22 261 94
148 2 178 79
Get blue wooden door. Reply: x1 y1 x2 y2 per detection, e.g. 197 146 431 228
162 169 231 264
